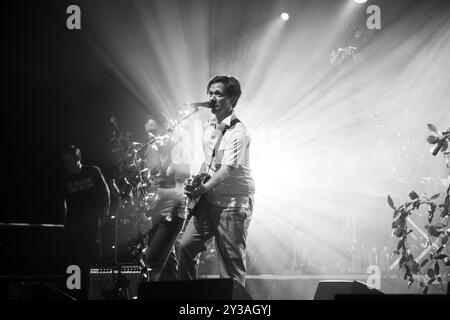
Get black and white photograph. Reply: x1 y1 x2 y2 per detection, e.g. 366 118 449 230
2 0 449 307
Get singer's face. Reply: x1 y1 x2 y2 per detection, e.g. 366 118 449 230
208 82 233 121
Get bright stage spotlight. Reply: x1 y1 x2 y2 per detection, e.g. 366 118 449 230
353 0 368 3
280 12 289 21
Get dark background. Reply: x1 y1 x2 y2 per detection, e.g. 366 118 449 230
3 1 147 224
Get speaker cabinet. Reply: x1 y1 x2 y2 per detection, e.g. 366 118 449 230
89 266 142 300
138 279 252 300
314 280 384 300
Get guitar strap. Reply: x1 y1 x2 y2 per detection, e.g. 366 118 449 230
205 118 241 175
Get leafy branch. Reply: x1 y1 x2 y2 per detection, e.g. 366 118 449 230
387 124 450 294
109 115 134 176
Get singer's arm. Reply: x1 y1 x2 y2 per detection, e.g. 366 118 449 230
203 165 234 192
186 164 234 197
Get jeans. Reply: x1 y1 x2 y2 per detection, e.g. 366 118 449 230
144 215 185 281
178 196 253 286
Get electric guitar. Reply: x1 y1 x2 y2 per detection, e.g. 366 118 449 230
185 173 210 216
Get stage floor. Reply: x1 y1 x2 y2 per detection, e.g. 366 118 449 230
199 274 447 299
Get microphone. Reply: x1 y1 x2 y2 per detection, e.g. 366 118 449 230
185 101 213 109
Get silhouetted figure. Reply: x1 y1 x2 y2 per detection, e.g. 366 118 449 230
59 145 110 299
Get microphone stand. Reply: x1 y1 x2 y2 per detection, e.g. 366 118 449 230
133 104 201 153
166 106 201 135
135 106 200 153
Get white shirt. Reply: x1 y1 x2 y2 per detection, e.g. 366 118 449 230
202 111 255 207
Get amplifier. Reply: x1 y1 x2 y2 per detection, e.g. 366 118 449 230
88 266 142 300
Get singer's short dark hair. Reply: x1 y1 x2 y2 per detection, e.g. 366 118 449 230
207 75 242 108
61 144 81 161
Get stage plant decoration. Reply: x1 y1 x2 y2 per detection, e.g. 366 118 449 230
387 124 449 294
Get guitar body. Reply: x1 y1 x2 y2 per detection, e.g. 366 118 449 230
186 173 210 216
